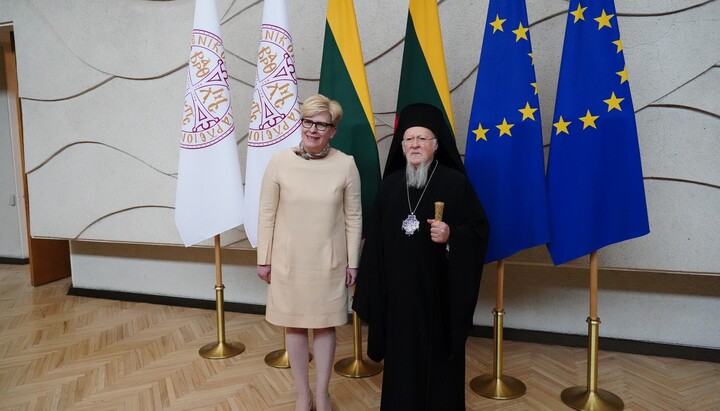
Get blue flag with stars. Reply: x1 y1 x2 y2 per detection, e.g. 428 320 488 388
547 0 649 265
465 0 549 263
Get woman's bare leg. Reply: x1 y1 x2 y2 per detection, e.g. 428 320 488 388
286 327 312 411
312 327 336 411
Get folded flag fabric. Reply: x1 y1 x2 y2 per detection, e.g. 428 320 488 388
547 0 650 265
464 0 549 263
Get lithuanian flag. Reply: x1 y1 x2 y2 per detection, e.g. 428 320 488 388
319 0 381 235
396 0 455 136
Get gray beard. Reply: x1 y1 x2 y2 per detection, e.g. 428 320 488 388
406 160 432 188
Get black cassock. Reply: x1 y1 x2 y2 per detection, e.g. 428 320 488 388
353 163 489 411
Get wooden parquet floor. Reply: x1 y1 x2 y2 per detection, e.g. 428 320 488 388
1 264 718 411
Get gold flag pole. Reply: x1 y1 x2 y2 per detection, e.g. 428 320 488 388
199 235 245 359
470 259 526 399
561 251 624 410
334 308 383 377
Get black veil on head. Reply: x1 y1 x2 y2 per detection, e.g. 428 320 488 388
383 103 466 178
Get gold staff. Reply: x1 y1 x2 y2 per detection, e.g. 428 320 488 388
199 235 245 359
561 251 624 410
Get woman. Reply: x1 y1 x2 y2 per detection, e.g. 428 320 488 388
256 94 362 411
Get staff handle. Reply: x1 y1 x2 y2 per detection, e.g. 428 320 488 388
434 201 444 222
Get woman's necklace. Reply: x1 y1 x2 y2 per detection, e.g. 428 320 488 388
402 160 438 236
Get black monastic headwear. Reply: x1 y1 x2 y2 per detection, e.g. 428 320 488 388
383 103 466 178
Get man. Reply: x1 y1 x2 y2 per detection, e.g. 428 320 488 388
353 103 489 410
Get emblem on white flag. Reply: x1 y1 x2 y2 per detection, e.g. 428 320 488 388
244 0 302 247
182 29 234 149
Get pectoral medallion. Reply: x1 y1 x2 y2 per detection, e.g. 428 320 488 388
402 214 420 236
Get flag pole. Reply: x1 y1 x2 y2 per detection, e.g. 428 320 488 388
561 251 624 410
199 235 245 359
470 259 526 399
334 300 383 378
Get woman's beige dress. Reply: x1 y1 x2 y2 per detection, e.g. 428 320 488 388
256 148 362 328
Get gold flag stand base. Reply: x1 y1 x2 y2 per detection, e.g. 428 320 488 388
562 252 623 411
200 340 246 359
561 386 624 411
199 283 245 359
264 327 312 368
561 316 623 411
470 374 526 400
334 312 382 378
265 348 291 368
199 236 245 360
470 308 526 399
334 357 383 378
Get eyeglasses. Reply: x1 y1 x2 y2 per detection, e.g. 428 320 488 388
402 136 436 144
301 118 334 132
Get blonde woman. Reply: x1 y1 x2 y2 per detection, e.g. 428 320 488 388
257 94 362 411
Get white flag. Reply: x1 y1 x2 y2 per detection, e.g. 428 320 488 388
244 0 302 247
175 0 244 247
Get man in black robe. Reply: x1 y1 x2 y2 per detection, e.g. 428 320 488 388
353 103 489 410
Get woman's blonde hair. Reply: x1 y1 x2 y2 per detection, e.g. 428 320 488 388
300 94 343 126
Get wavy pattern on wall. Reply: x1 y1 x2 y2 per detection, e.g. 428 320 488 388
9 0 720 271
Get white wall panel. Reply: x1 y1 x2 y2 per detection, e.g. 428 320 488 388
9 2 111 100
26 142 174 239
31 0 193 79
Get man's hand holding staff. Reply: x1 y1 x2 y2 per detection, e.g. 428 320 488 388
428 201 449 243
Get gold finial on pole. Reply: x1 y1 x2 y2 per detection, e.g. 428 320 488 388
199 235 245 359
561 251 624 410
470 259 526 399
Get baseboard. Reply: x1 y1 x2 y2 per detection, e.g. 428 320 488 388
467 326 720 363
67 285 266 316
0 257 29 264
67 285 719 364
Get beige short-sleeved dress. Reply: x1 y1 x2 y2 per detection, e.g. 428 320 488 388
256 148 362 329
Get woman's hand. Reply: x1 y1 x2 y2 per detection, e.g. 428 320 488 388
346 267 358 287
257 265 271 284
427 219 450 243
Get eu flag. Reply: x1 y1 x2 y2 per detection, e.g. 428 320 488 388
547 0 650 265
465 0 549 263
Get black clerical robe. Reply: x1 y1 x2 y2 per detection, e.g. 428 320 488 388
353 163 489 411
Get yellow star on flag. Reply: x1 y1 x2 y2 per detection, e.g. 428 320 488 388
579 110 599 129
570 3 587 23
496 118 514 136
594 10 614 30
472 123 490 141
616 66 628 84
528 53 534 65
519 102 538 121
490 14 506 33
531 82 538 95
512 22 529 42
553 116 571 135
612 39 623 53
603 92 624 111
